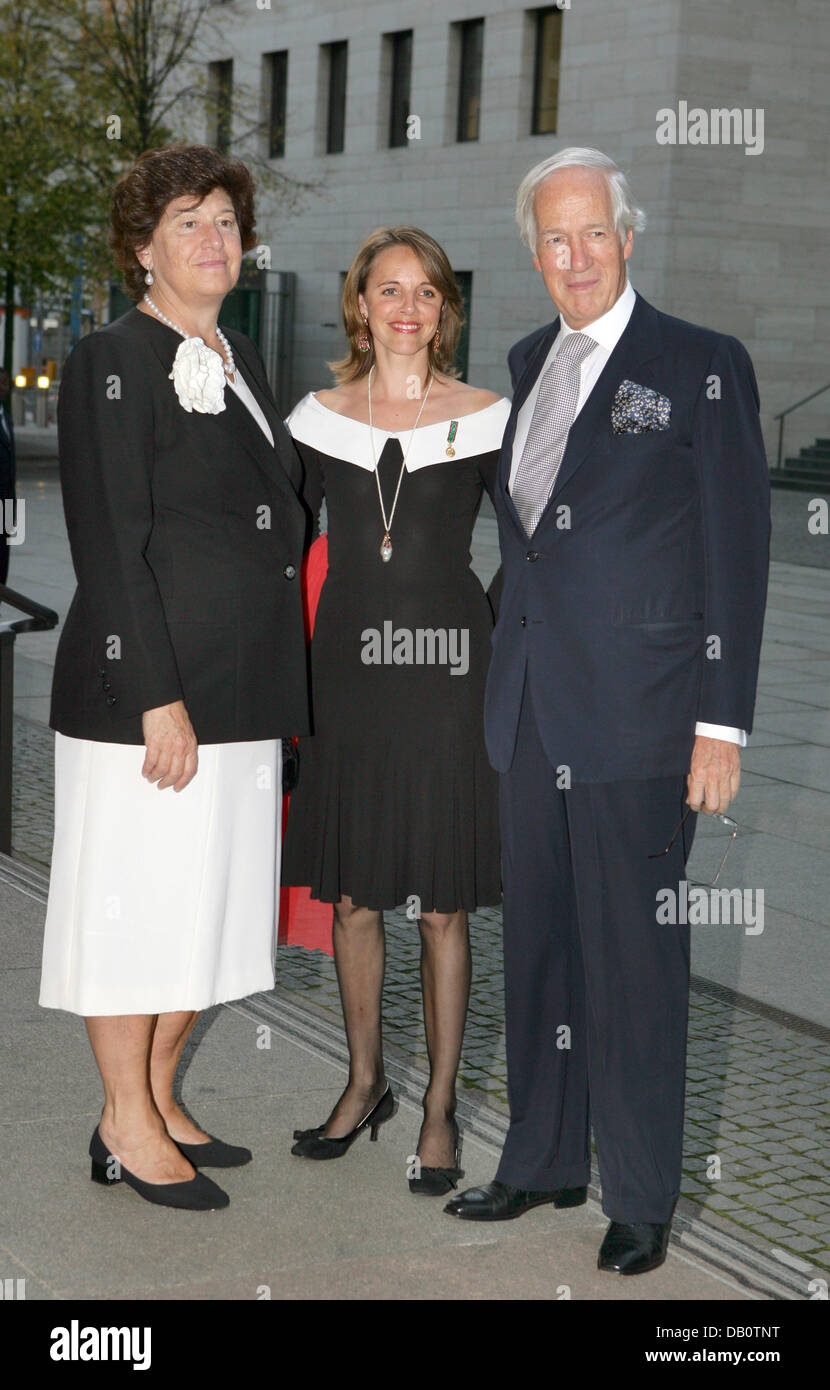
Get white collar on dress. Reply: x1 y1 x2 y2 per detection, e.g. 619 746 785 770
286 391 512 472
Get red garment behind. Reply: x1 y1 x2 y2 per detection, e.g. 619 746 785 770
277 534 334 954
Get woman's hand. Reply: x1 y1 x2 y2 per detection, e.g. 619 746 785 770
141 701 199 791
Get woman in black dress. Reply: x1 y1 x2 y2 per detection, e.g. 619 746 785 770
283 227 509 1193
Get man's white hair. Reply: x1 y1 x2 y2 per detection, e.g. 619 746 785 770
516 147 647 253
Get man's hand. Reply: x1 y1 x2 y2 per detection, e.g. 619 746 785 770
686 735 740 815
141 700 198 792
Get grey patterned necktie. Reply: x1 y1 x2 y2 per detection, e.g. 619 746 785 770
511 331 598 536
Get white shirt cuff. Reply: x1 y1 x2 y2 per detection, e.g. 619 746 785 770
695 722 747 746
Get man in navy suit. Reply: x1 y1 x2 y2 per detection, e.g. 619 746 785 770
445 148 770 1275
0 368 16 585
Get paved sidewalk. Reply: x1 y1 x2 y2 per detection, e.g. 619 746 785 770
271 928 830 1278
10 714 829 1284
0 862 760 1301
3 445 829 1300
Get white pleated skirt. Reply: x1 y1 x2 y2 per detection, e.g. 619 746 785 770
39 733 282 1016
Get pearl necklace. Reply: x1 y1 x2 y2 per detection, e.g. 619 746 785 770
142 293 236 379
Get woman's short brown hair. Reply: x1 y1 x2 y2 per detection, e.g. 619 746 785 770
328 226 465 384
109 144 258 301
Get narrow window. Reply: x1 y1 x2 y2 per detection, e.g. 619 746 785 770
325 41 348 154
457 19 484 143
266 51 288 159
388 30 413 148
531 7 563 135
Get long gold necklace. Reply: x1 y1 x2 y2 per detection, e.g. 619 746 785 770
368 364 434 562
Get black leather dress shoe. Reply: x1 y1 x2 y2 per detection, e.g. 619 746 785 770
598 1220 671 1274
444 1179 587 1221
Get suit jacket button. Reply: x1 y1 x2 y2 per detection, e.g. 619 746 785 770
526 550 538 562
283 564 296 580
520 616 527 627
102 679 112 691
106 694 118 706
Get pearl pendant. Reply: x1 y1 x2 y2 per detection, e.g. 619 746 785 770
380 534 392 562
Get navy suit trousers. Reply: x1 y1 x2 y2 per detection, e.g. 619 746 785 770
495 677 697 1224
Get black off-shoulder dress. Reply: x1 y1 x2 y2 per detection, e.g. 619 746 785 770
281 392 511 914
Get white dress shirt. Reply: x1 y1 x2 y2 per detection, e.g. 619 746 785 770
509 279 744 748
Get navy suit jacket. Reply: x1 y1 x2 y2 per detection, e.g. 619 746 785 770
484 292 771 781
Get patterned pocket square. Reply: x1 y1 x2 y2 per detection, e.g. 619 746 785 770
611 379 671 435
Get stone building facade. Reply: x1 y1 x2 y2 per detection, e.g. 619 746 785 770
191 0 830 462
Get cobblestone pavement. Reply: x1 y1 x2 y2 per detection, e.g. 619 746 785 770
769 487 830 570
11 716 54 866
9 470 830 1287
15 713 829 1274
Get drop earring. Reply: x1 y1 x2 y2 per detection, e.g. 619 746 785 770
144 268 154 285
357 314 370 353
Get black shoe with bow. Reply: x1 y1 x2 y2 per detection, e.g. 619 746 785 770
409 1117 464 1197
291 1085 394 1159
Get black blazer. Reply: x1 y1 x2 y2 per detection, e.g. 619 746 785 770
484 292 771 781
50 307 311 744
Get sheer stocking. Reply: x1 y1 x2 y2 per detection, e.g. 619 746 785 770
320 896 388 1138
417 909 471 1168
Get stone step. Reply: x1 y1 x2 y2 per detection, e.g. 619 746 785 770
770 469 830 494
783 457 830 477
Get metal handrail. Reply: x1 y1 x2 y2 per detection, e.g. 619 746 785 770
0 583 60 634
773 382 830 471
0 583 60 855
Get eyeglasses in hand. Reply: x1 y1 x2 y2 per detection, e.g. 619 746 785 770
648 806 738 888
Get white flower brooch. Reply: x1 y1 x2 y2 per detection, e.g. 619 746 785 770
168 337 227 415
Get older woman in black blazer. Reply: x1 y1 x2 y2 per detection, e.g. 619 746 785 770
39 145 310 1211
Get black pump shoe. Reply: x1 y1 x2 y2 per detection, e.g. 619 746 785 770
89 1127 230 1210
174 1135 252 1168
409 1117 464 1196
291 1085 394 1159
